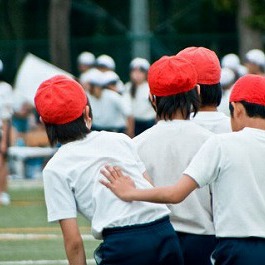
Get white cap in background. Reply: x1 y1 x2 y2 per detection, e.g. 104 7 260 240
220 67 236 87
130 57 150 71
96 55 115 70
79 68 104 86
221 53 240 71
245 49 265 67
237 64 248 77
102 71 120 86
77 52 95 66
0 59 3 73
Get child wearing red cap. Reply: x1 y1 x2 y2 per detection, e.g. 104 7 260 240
101 74 265 265
127 55 216 265
177 47 231 134
34 75 183 265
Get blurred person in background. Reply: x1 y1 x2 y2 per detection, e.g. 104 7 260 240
96 54 125 94
245 49 265 76
221 53 240 79
84 69 131 134
96 54 115 72
0 59 13 205
77 51 95 76
79 68 101 94
218 67 236 116
177 47 231 134
12 96 34 143
124 58 156 136
221 53 247 80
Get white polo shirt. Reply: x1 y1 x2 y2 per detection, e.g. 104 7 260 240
0 82 13 127
218 88 232 116
43 131 169 239
191 111 232 134
134 120 215 235
124 81 156 121
184 127 265 238
88 89 130 129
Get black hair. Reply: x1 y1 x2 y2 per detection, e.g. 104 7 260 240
44 102 93 147
130 82 137 98
229 101 265 119
199 83 222 107
155 87 200 120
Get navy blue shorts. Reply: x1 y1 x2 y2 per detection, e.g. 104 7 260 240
211 237 265 265
94 216 183 265
177 231 217 265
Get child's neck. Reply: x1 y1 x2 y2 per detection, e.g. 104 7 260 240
199 106 218 112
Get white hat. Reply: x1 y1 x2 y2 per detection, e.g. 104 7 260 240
245 49 265 67
102 71 120 86
220 67 236 87
130 57 150 71
221 53 240 71
77 52 95 66
0 60 3 73
237 64 248 77
96 54 115 70
79 68 104 86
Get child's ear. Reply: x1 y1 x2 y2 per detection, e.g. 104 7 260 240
39 116 44 124
196 84 200 95
149 93 157 112
83 105 92 128
232 102 245 118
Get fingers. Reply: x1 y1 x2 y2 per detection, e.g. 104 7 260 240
99 179 112 189
100 165 122 182
113 166 123 178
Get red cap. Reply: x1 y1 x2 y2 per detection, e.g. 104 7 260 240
148 56 198 96
230 74 265 105
34 75 87 125
177 47 221 85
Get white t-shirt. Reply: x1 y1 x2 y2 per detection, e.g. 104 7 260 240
0 82 13 126
191 111 232 134
43 131 169 239
218 88 232 116
89 89 130 129
184 127 265 238
134 120 215 235
124 81 156 120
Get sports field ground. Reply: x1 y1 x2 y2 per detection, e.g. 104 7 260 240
0 180 100 265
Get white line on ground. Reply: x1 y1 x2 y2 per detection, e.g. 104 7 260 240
0 259 96 265
0 233 96 241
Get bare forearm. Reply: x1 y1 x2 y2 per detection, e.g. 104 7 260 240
65 241 87 265
128 175 198 204
1 120 9 143
60 219 87 265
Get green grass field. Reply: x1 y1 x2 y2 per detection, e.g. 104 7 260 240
0 183 101 264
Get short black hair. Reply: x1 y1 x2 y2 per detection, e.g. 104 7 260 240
155 87 200 120
199 83 222 107
229 101 265 119
44 103 93 146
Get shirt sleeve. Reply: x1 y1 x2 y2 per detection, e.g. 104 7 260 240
43 168 77 222
183 135 222 188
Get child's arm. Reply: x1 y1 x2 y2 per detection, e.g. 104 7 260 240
100 165 198 203
59 218 87 265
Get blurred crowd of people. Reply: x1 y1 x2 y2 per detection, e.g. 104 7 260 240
0 47 265 205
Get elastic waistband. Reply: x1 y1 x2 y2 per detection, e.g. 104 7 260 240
102 216 169 237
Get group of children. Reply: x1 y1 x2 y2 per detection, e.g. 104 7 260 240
33 45 265 265
77 52 156 137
